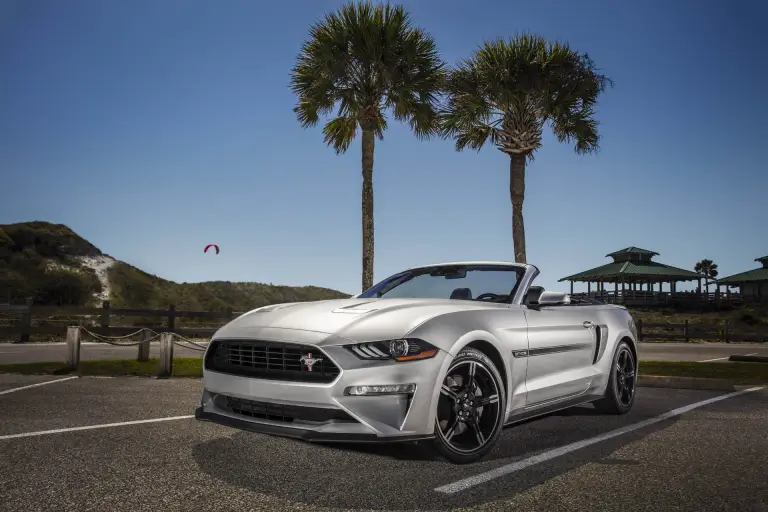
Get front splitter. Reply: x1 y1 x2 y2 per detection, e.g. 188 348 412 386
194 407 434 444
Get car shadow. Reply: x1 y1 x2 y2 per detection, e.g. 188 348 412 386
549 404 606 417
301 403 609 462
314 438 438 461
191 388 747 510
191 406 677 511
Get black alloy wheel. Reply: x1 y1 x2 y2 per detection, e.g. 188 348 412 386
433 347 506 464
594 340 636 415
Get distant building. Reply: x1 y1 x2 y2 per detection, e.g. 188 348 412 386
559 246 707 305
715 256 768 300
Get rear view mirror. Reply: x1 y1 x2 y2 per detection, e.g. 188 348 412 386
431 267 467 279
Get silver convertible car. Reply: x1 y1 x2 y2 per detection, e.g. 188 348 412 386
195 262 639 463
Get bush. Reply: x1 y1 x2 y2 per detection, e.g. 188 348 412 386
740 313 762 326
34 269 101 305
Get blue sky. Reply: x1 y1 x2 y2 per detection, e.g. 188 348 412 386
1 0 765 296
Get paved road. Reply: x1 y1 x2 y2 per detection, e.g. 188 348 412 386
2 340 768 365
638 342 768 362
0 375 766 511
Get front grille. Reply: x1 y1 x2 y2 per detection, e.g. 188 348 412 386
205 339 341 383
221 395 355 424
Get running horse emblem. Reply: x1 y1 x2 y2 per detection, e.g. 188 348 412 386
299 353 323 372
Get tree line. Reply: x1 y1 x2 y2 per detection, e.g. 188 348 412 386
290 1 613 292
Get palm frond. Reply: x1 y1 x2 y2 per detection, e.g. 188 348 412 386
440 33 611 157
322 116 358 154
439 62 499 150
290 1 445 151
694 259 719 279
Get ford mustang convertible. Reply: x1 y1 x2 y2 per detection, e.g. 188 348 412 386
195 262 639 463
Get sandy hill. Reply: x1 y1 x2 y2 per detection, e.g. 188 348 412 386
0 221 350 310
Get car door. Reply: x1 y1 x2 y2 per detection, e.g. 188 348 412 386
522 305 598 407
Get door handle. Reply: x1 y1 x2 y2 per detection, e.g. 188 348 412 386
583 321 594 328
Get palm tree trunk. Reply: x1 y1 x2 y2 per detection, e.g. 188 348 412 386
361 128 375 292
509 154 527 263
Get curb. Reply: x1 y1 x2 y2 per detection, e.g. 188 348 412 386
728 355 768 363
637 375 742 391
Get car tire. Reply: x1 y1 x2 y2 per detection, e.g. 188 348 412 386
432 347 507 464
594 340 636 415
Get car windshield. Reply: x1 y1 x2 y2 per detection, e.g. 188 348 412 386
358 264 523 303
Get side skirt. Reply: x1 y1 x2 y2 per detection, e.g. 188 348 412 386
503 391 604 427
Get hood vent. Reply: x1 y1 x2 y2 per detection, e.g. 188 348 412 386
332 301 379 314
250 303 297 313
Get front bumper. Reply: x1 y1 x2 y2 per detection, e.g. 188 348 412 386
197 337 452 441
194 407 433 443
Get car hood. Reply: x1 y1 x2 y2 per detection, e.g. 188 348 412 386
213 297 505 342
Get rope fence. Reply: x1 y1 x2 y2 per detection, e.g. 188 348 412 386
64 326 210 377
78 326 162 346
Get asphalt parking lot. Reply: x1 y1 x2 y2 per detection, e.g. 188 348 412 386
3 340 768 365
1 375 766 512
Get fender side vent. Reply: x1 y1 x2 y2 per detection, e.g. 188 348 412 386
593 326 602 364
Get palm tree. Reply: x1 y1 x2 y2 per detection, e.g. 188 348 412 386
290 1 445 291
440 34 612 263
694 259 719 294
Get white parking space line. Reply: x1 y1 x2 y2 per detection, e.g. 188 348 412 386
0 415 195 441
698 356 730 362
0 376 79 396
434 386 766 494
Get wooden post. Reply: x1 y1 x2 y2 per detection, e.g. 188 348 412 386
684 320 689 343
637 318 643 341
18 297 33 343
100 300 111 331
137 329 151 362
723 320 729 343
66 326 81 370
158 333 174 378
167 304 176 333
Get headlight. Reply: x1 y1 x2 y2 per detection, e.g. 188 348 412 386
344 338 438 362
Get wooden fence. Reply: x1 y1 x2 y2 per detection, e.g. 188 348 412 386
570 291 759 307
637 319 767 342
1 302 767 343
0 300 242 342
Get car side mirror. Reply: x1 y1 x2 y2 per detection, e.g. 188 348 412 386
528 291 570 310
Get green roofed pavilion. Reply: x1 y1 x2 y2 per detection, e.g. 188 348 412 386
604 247 660 259
715 256 768 300
559 247 707 304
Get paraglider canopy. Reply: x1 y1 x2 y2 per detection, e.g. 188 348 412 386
204 244 219 254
